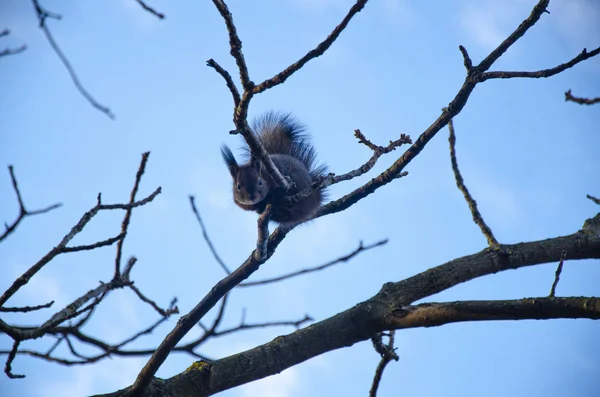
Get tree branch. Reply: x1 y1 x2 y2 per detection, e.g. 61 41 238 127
252 0 369 94
369 330 398 397
565 89 600 105
239 239 387 287
98 215 600 396
1 165 62 243
189 196 230 274
31 0 115 118
447 117 498 246
134 0 165 19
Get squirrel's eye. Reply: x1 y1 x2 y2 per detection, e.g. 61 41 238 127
258 179 263 186
236 184 241 191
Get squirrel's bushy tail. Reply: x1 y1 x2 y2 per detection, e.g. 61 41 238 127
246 111 329 182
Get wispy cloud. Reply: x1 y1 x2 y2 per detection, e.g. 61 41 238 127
459 2 523 51
550 0 600 44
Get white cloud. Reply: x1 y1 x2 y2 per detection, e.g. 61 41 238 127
550 0 600 44
239 367 299 397
460 3 516 50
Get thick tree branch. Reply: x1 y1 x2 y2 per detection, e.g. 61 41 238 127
386 297 600 329
98 216 600 396
129 205 276 395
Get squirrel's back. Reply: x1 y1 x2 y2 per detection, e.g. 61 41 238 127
244 112 328 182
225 111 328 225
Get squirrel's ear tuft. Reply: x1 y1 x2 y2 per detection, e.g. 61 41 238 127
221 145 238 178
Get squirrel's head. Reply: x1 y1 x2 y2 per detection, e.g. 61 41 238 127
221 145 269 205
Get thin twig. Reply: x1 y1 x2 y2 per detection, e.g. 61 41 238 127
129 284 178 317
447 117 498 246
369 331 398 397
314 0 565 225
0 45 27 57
239 239 387 287
0 301 54 312
565 89 600 105
114 152 150 277
587 195 600 205
1 165 62 243
4 341 25 378
32 0 115 118
189 196 230 274
252 0 369 94
284 130 411 207
211 0 252 90
549 250 567 297
481 47 600 82
135 0 165 19
206 59 240 107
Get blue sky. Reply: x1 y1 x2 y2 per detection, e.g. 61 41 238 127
1 0 599 396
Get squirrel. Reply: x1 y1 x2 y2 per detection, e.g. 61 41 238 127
221 111 328 225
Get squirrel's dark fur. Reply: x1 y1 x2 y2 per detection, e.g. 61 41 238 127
221 112 328 225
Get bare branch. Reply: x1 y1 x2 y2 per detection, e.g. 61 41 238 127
130 203 280 395
129 284 179 318
477 0 550 72
0 28 27 57
210 0 252 90
312 0 574 226
283 129 411 208
1 166 62 243
4 341 25 379
369 330 398 397
549 250 567 297
252 0 369 94
447 117 498 246
565 89 600 105
189 196 230 274
458 45 473 71
587 195 600 205
481 47 600 82
239 239 387 287
254 204 272 262
31 0 115 118
0 156 159 310
134 0 165 19
114 152 151 277
206 59 240 107
0 301 54 313
61 233 123 253
386 297 600 329
0 44 27 57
